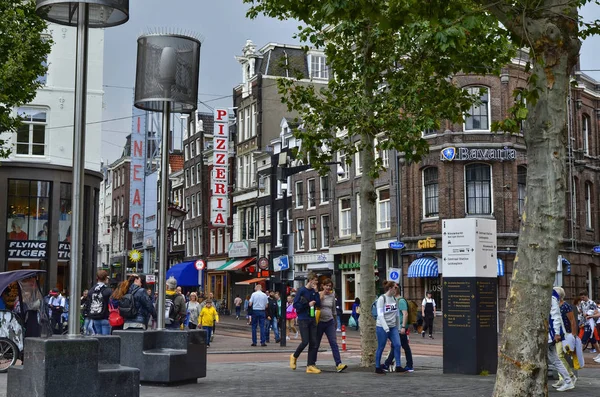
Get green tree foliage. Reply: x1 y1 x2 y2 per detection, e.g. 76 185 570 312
245 0 514 367
0 0 52 158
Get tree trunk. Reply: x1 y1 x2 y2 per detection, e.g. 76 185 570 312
492 6 580 396
359 131 377 367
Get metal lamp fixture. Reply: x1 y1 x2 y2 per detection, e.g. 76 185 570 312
167 202 187 232
134 30 201 329
35 0 128 336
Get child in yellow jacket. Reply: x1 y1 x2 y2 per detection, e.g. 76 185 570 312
199 300 219 347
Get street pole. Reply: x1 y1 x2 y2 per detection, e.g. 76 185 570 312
280 180 288 347
67 3 89 336
394 151 403 294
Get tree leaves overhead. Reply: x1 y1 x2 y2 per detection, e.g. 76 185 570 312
0 0 52 158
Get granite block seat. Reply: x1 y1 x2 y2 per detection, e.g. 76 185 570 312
6 336 139 397
114 328 207 384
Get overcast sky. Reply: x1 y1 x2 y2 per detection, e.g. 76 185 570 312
101 0 600 164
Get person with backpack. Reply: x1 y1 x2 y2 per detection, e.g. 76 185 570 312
86 270 113 335
374 281 401 375
108 280 129 332
382 287 413 372
121 274 155 330
165 276 186 329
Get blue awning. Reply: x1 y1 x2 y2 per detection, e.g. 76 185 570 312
166 261 199 286
497 258 505 277
407 257 439 278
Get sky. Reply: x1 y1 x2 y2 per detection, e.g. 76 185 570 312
101 1 600 164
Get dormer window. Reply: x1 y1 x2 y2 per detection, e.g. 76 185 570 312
309 54 328 79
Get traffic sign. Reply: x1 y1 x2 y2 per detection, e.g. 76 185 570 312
389 241 405 250
274 255 289 272
593 246 600 254
388 268 400 281
194 259 206 271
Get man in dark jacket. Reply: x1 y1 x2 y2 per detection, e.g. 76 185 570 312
265 290 280 343
123 275 156 330
87 270 113 335
290 272 321 374
165 277 186 329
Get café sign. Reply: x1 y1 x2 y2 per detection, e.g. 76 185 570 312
441 146 516 162
417 237 437 249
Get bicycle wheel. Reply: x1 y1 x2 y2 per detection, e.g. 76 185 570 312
0 339 19 373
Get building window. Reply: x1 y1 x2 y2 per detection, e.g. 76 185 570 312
465 163 492 215
310 54 329 79
238 108 244 143
7 180 52 248
265 205 271 233
295 181 304 208
307 179 316 208
15 107 47 156
192 228 198 256
517 166 527 216
210 230 216 254
277 210 283 246
377 187 391 230
247 207 255 239
464 86 490 131
355 144 363 175
339 198 351 237
296 218 305 250
251 104 257 138
217 229 223 253
583 114 591 155
309 217 317 250
197 163 201 184
184 144 189 161
259 206 265 236
245 107 251 141
356 193 362 235
423 167 439 218
244 155 250 189
321 215 330 248
185 197 191 220
191 140 196 158
337 151 348 181
185 169 190 188
585 182 593 229
320 176 329 203
237 157 243 190
191 194 196 218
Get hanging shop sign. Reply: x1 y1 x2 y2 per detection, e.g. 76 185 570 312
440 146 516 162
129 106 146 232
211 108 229 226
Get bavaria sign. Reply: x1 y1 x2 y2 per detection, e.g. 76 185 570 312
440 146 517 162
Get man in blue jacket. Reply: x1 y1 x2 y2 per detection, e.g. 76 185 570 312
290 272 321 374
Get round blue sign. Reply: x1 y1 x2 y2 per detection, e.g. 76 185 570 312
593 246 600 254
389 271 399 280
389 241 405 250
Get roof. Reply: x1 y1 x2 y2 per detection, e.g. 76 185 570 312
259 46 309 78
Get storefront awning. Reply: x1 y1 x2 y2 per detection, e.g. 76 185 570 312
235 277 266 285
407 257 439 278
497 258 505 277
218 257 256 271
166 261 198 286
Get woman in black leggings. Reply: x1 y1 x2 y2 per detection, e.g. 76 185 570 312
421 291 436 339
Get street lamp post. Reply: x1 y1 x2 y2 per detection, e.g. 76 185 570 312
279 178 288 347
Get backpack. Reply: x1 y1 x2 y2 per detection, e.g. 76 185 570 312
371 295 382 320
88 285 107 319
108 302 124 327
119 286 139 319
164 295 176 324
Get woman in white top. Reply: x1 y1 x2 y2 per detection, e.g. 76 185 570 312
375 281 401 374
187 292 201 329
421 291 436 339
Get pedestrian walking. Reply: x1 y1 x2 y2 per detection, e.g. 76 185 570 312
244 295 251 325
552 287 577 389
187 292 201 329
109 281 129 332
164 277 186 329
290 272 321 374
351 298 360 331
286 295 298 340
548 287 575 391
86 270 113 335
316 278 347 372
199 299 219 347
421 291 436 339
121 274 156 330
375 281 401 375
265 291 281 343
234 294 243 320
383 286 413 372
249 284 268 346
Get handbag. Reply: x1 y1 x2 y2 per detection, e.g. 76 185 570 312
108 302 124 327
348 316 357 328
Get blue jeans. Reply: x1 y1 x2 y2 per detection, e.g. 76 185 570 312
203 326 212 345
83 318 94 335
265 316 280 341
91 319 111 335
236 306 241 317
336 315 342 330
317 319 342 365
385 331 413 368
251 310 266 345
376 326 400 369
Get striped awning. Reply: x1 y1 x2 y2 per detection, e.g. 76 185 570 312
407 257 439 278
497 258 505 277
217 257 256 271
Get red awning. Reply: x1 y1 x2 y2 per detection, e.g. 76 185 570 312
235 277 266 285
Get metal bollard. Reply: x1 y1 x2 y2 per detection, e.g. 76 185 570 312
341 324 346 351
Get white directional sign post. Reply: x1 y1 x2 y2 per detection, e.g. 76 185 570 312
442 218 497 278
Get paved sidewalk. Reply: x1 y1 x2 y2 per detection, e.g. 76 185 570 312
2 356 598 396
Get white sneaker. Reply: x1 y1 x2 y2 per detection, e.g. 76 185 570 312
571 375 577 386
286 336 290 341
556 381 574 392
594 356 600 363
594 354 600 360
552 380 564 389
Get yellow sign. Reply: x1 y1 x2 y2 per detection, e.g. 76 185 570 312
417 237 436 249
128 249 142 263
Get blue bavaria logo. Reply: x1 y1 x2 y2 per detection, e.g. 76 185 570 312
441 147 456 161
